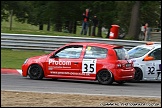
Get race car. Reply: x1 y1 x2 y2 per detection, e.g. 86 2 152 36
22 42 135 85
128 42 161 82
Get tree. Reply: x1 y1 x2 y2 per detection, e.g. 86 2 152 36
1 1 30 30
1 1 160 36
126 1 160 40
1 1 10 22
26 1 49 30
127 1 141 40
115 1 132 34
85 1 116 37
139 1 161 27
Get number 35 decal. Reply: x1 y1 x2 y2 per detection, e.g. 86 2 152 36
82 59 97 74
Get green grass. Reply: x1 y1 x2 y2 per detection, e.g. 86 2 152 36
1 21 80 37
1 49 48 69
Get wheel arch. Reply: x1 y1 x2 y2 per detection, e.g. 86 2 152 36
96 68 114 80
134 67 143 80
27 63 44 76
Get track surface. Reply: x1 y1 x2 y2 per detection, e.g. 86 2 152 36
1 71 161 98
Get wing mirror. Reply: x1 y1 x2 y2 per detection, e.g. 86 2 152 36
50 54 59 58
144 55 154 61
54 55 59 58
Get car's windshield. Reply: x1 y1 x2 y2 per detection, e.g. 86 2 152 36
114 48 129 60
128 47 150 58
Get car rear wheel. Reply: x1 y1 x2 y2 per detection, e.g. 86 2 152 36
97 70 113 85
133 67 143 82
28 64 44 80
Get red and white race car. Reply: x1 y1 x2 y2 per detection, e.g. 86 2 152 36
22 42 135 85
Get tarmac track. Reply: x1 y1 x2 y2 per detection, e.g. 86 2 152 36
1 69 161 98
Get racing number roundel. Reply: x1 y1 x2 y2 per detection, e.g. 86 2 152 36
145 63 157 75
82 59 97 74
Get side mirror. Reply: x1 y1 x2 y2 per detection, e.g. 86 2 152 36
54 55 59 58
144 55 154 61
50 54 59 58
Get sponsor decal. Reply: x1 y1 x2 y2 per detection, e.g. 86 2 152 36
131 59 136 62
50 71 90 76
48 59 71 65
159 64 161 71
48 66 71 70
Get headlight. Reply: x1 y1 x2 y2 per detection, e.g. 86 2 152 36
23 59 28 64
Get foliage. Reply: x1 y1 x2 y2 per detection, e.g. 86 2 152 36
140 1 161 27
115 1 133 33
1 1 161 40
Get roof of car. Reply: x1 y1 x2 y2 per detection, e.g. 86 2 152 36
132 43 161 51
66 42 123 49
138 43 161 48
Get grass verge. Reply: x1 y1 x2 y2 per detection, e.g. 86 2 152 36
1 49 48 69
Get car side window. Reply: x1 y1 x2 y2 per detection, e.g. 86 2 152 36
55 45 83 59
84 46 107 59
149 48 161 60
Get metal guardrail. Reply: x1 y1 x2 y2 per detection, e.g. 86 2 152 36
1 33 161 52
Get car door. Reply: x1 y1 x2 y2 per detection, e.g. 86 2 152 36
45 45 83 77
82 46 108 78
143 48 161 80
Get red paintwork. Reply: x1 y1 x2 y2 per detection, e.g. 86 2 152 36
22 42 135 81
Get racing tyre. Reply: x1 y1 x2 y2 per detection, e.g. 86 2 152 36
28 64 44 80
133 67 143 82
97 70 113 85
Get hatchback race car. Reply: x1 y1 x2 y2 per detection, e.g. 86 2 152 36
128 42 161 82
22 42 135 85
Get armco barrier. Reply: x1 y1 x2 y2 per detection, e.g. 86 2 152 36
1 33 161 51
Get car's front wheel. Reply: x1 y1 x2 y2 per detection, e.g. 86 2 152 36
133 67 143 82
97 70 114 85
28 64 44 80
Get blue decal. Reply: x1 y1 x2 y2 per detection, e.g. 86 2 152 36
159 64 161 71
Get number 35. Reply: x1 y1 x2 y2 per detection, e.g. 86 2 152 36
83 63 94 72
